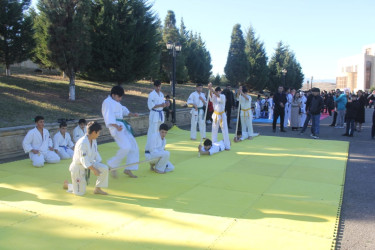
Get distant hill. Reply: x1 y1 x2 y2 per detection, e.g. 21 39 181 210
301 82 336 91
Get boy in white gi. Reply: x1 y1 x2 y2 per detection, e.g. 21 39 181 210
237 86 259 140
284 88 293 128
102 86 139 178
268 94 274 120
198 139 225 156
147 80 169 137
64 121 108 195
73 119 87 143
187 83 207 140
22 116 60 167
145 123 174 174
53 121 74 159
208 83 230 150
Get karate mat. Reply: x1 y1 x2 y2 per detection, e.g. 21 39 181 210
0 127 348 250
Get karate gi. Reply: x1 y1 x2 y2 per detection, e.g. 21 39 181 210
268 97 274 120
145 132 174 173
300 95 307 127
22 127 60 167
73 125 86 143
211 94 230 149
69 135 108 196
147 90 165 136
53 131 74 159
102 95 139 170
238 94 259 140
201 140 225 155
284 93 293 127
255 100 261 118
187 91 207 140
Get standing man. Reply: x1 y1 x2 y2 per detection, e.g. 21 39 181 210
187 83 207 140
22 116 60 167
268 94 274 120
237 86 259 140
208 83 230 150
308 88 324 139
284 88 293 128
334 88 348 128
102 85 140 178
147 80 169 136
221 84 235 129
272 86 287 132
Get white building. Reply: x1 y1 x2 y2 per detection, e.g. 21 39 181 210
336 44 375 91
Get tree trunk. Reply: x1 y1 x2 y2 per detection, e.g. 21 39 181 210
5 65 11 76
69 72 76 101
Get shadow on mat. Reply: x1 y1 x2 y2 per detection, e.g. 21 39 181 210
0 187 71 206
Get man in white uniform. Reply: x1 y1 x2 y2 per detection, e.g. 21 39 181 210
284 88 293 128
102 86 139 178
145 123 174 174
198 139 225 156
268 94 274 120
73 119 87 143
237 86 259 140
147 80 169 137
300 91 307 128
187 83 207 140
53 122 74 159
208 83 230 150
22 116 60 167
65 121 108 196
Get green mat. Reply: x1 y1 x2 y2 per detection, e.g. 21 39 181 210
0 127 348 250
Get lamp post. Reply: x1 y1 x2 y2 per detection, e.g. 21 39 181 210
282 69 287 86
166 41 182 124
310 76 313 89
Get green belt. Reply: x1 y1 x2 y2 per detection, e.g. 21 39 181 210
116 119 134 136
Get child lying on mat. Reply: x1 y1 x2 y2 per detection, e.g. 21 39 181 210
198 139 226 156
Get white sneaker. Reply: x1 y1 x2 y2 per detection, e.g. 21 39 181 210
313 135 319 139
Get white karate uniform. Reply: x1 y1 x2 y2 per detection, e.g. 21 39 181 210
147 90 165 136
211 93 230 149
53 131 74 159
238 94 259 140
187 91 207 140
145 132 174 173
69 135 108 196
73 125 86 143
300 95 307 127
102 95 139 170
255 101 261 118
22 127 60 167
201 140 225 155
268 98 274 120
284 93 293 127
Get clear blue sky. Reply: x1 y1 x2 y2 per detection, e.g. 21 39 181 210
32 0 375 82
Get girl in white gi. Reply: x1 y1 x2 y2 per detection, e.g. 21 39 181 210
53 122 74 159
198 139 225 156
73 119 87 143
102 86 139 178
22 116 60 167
145 123 174 174
268 94 274 120
187 83 207 140
147 80 169 137
237 86 259 140
65 121 108 195
208 83 230 150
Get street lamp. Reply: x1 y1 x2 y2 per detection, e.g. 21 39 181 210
166 41 182 124
310 76 313 89
282 69 287 86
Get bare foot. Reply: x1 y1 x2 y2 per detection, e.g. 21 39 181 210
154 169 165 174
94 187 108 195
124 169 138 178
150 163 155 171
190 138 196 141
63 180 68 190
110 169 118 179
225 148 230 151
234 136 240 142
248 136 253 140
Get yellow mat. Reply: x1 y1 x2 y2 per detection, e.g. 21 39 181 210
0 127 348 250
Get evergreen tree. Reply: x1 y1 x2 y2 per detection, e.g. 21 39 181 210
224 24 248 86
245 25 268 91
38 0 92 101
87 0 161 84
0 0 34 76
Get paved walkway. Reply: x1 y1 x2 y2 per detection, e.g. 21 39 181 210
227 108 375 250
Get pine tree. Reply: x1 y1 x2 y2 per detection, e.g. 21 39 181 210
245 25 268 91
39 0 92 101
224 24 248 87
0 0 34 76
268 41 288 91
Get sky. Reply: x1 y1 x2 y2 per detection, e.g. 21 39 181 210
31 0 375 82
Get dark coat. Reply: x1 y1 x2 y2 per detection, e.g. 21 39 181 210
273 92 287 111
346 100 360 120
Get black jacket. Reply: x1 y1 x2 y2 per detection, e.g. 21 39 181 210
309 95 324 115
346 100 360 120
273 92 287 111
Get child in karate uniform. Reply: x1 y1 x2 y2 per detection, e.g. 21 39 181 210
53 121 74 159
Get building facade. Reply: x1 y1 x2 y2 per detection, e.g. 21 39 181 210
336 44 375 91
